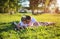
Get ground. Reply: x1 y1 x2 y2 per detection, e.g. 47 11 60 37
0 13 60 39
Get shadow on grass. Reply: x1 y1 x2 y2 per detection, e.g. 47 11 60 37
0 21 19 33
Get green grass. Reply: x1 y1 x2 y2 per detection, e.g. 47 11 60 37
0 13 60 39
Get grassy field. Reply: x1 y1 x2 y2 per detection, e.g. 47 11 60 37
0 13 60 39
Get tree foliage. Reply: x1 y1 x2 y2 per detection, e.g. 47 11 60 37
30 0 57 14
0 0 20 13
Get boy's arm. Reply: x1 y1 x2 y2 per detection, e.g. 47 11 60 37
13 22 20 29
16 22 21 29
32 18 39 26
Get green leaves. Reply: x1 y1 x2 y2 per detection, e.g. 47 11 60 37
0 0 19 13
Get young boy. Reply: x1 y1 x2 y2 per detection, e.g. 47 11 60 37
14 15 39 30
14 15 55 30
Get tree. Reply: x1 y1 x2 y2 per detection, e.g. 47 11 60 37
30 0 57 14
30 0 48 14
44 0 57 13
30 0 40 15
0 0 19 13
0 0 8 13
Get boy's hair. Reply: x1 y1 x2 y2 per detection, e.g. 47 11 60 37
26 15 31 20
21 16 26 21
21 15 31 21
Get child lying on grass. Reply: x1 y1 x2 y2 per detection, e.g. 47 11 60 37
13 15 55 30
13 15 39 30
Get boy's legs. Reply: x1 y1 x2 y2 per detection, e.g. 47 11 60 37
33 22 40 26
39 22 55 26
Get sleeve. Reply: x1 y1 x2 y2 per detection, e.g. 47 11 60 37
31 18 40 26
19 21 27 26
31 17 37 23
19 21 23 26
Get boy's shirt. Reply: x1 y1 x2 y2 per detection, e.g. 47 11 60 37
19 17 37 26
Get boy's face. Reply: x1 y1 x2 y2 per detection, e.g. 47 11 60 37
26 20 31 24
22 19 31 24
23 21 26 24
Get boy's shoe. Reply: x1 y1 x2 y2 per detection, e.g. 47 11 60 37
14 27 20 30
14 28 17 31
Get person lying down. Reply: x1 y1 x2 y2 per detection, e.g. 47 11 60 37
13 15 55 30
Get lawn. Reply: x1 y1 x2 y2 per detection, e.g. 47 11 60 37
0 13 60 39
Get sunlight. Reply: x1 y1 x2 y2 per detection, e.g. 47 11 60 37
57 0 60 7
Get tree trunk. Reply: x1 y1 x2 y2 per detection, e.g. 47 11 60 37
32 9 35 14
2 7 5 13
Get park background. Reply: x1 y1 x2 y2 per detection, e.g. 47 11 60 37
0 0 60 39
